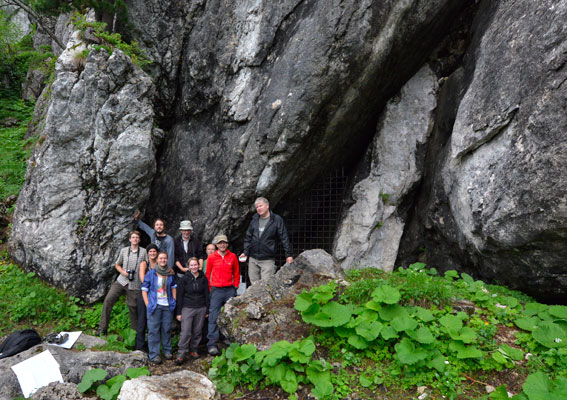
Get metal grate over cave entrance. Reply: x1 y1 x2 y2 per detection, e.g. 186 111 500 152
274 168 349 265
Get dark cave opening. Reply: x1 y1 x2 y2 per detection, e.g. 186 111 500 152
272 168 350 266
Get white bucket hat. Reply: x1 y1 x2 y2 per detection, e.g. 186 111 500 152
179 220 193 230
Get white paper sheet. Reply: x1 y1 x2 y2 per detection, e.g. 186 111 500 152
11 349 63 398
48 331 82 349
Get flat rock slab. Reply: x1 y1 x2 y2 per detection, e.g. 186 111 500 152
0 343 146 400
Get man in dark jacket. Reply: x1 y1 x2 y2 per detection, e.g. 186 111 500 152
240 197 293 284
174 220 204 277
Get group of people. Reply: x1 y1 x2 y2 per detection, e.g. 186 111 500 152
97 197 293 365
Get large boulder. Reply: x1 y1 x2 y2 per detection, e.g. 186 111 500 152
8 29 161 303
218 249 342 350
118 370 218 400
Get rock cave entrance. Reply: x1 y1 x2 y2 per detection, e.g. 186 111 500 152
272 167 350 265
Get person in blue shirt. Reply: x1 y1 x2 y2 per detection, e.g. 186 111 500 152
141 251 177 364
134 210 175 268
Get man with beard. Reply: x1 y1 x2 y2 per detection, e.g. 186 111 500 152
134 211 175 268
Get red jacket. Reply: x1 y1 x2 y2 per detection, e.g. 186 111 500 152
205 249 240 289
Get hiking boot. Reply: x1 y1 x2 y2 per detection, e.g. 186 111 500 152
208 346 219 356
190 351 200 360
163 353 173 360
150 357 162 365
175 356 185 365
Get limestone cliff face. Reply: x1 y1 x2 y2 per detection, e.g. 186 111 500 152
9 30 161 302
9 0 567 302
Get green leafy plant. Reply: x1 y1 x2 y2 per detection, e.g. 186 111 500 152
70 13 151 67
78 366 149 400
209 337 333 398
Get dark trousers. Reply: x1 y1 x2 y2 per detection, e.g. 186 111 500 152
178 306 207 356
99 282 138 332
135 291 147 350
207 286 236 347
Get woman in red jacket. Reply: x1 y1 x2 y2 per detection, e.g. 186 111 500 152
205 235 239 355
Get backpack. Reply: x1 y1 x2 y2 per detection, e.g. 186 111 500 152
0 329 42 359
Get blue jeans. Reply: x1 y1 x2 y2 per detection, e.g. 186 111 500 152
147 304 173 360
207 286 236 347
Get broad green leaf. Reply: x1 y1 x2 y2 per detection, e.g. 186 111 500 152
126 367 150 379
234 344 257 362
489 385 511 400
312 283 336 304
307 366 333 398
106 374 127 387
263 363 287 383
444 270 459 279
334 326 355 338
355 320 383 342
460 273 474 284
348 334 369 349
395 338 428 365
371 285 401 304
379 304 408 321
502 296 519 308
303 302 352 328
96 384 112 400
359 375 373 388
295 292 314 311
427 354 447 372
449 341 483 359
78 368 107 393
365 300 382 312
225 342 240 359
474 290 490 302
514 316 541 331
357 309 379 322
538 311 554 321
492 351 509 365
409 262 427 270
413 326 436 344
216 381 235 394
381 325 399 340
532 321 567 348
119 328 136 348
414 307 435 322
263 341 292 366
500 344 524 361
549 305 567 320
524 302 547 317
298 338 316 356
449 327 477 343
440 314 463 331
391 315 418 332
312 382 334 399
280 369 298 394
522 371 551 400
288 349 309 364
